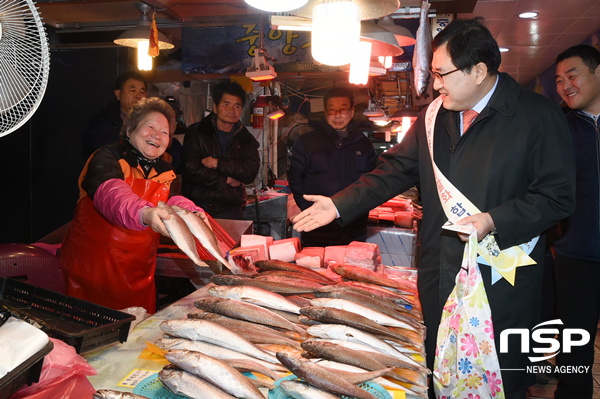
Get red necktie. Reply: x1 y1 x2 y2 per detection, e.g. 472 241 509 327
462 109 479 134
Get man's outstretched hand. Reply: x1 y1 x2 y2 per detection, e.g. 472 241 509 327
291 195 338 232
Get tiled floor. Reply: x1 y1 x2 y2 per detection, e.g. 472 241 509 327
526 330 600 398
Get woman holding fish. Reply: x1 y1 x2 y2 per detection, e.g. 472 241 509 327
61 97 207 313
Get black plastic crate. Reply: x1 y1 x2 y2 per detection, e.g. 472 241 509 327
0 278 136 353
0 340 53 399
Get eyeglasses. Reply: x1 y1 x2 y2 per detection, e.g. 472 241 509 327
429 67 462 83
326 108 352 116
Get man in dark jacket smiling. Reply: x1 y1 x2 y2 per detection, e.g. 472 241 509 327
288 87 377 247
553 44 600 399
182 81 260 219
292 19 576 398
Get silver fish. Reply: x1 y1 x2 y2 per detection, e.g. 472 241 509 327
413 0 432 99
310 298 420 332
92 390 149 399
195 297 307 336
154 337 287 373
276 352 377 399
165 349 264 399
159 318 278 364
306 324 425 373
279 380 341 399
158 368 235 399
209 285 301 314
172 205 245 275
221 358 282 381
315 360 428 398
157 201 206 267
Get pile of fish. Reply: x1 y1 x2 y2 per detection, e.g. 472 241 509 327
157 202 251 275
154 259 429 398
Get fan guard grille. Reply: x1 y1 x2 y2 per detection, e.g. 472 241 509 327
0 0 50 137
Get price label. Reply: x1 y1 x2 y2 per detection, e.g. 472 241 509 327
117 369 159 388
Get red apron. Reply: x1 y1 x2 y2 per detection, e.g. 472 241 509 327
61 176 169 313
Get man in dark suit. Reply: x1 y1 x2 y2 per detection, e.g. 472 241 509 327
293 18 576 399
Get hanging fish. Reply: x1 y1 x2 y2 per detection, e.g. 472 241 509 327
413 0 432 99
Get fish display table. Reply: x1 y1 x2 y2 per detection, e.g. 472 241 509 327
82 285 215 393
82 274 426 398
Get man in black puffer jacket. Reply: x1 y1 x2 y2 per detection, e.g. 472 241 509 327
182 81 260 219
288 87 377 247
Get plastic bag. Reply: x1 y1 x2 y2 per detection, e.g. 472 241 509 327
10 338 97 399
433 230 505 399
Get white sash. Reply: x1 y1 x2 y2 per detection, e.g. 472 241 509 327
425 96 537 286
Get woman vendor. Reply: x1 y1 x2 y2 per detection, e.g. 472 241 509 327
61 97 205 313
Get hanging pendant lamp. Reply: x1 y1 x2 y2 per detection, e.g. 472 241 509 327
114 4 174 50
311 0 361 66
245 0 309 12
377 15 416 47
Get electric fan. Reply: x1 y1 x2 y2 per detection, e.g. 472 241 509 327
0 0 50 138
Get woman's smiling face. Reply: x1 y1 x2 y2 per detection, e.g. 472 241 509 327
127 111 170 159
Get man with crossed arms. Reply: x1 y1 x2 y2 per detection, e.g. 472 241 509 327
293 18 575 399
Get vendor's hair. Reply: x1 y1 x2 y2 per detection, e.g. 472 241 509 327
115 71 148 91
324 87 354 108
213 80 247 108
120 97 176 141
556 45 600 72
432 17 501 75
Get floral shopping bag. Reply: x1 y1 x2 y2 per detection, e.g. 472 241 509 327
434 229 504 399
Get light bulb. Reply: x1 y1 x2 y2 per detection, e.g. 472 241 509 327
138 40 152 71
349 42 372 85
311 0 361 66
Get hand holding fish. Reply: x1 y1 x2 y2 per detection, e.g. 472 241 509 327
195 210 210 226
292 195 337 232
456 212 495 241
142 206 171 237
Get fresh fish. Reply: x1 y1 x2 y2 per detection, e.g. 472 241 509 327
335 282 421 311
187 311 303 345
209 285 301 314
311 363 394 384
286 295 313 307
330 264 414 292
279 380 341 399
159 318 278 363
195 297 307 336
220 358 282 381
300 307 419 347
254 270 331 285
314 286 422 327
210 274 320 295
92 391 149 399
252 275 325 288
301 340 426 389
172 205 247 275
276 352 377 399
158 368 235 399
154 338 287 372
314 360 428 397
254 260 335 283
310 298 421 333
413 0 432 99
157 201 206 267
165 349 264 399
306 324 426 373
